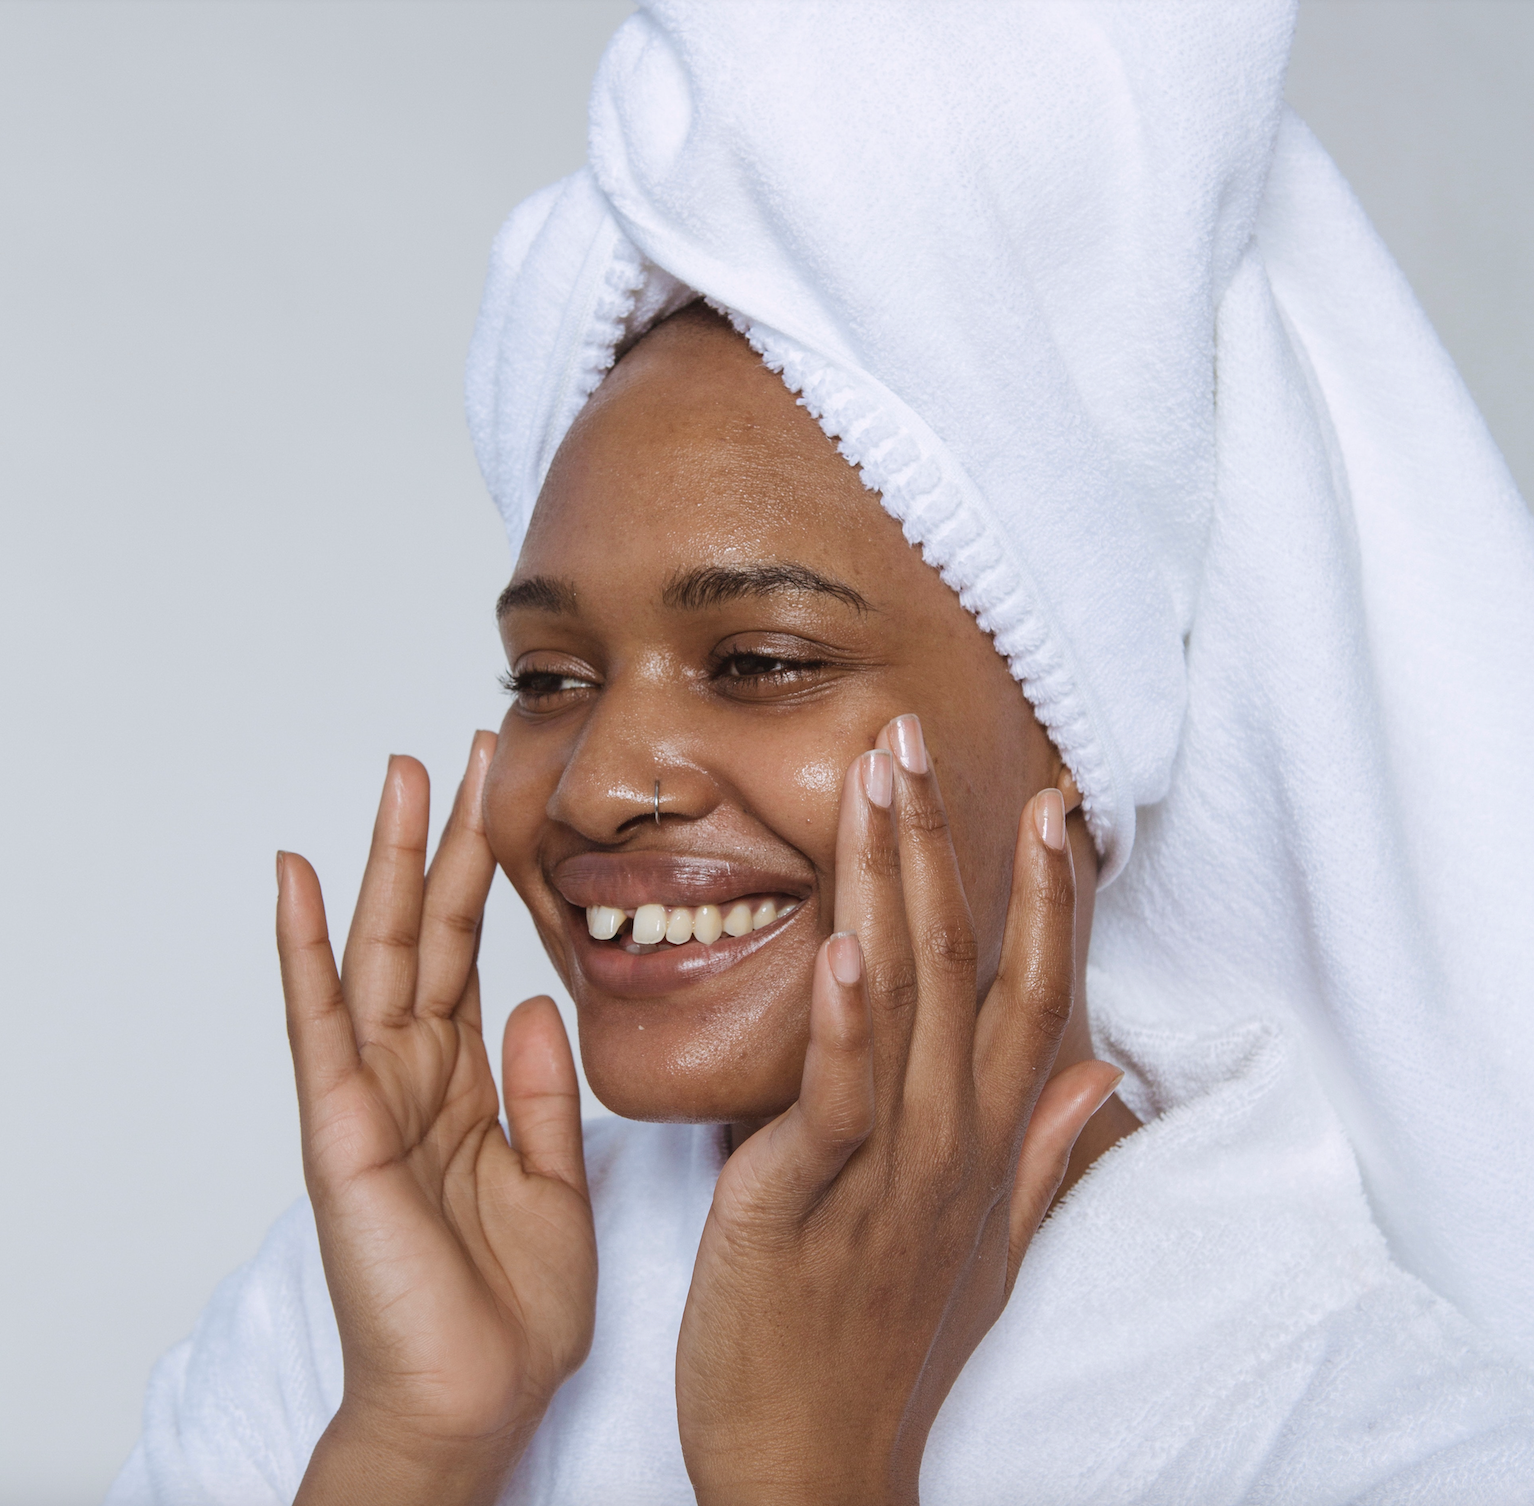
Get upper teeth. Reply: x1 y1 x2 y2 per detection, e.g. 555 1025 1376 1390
586 896 796 945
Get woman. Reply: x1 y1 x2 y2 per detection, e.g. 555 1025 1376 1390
110 3 1534 1502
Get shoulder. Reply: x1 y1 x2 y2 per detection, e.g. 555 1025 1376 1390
925 1017 1534 1502
1247 1270 1534 1502
104 1199 338 1506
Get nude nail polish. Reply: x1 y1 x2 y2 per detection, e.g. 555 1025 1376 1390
862 749 893 808
828 931 863 985
1098 1069 1126 1110
1035 787 1066 850
891 714 928 774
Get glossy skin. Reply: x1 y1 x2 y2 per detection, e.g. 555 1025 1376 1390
489 307 1106 1130
280 306 1136 1505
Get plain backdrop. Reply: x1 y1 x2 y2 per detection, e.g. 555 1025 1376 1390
1 3 1528 1501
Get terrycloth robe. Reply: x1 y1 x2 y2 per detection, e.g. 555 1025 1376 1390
106 1018 1534 1504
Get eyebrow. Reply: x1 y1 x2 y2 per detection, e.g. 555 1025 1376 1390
494 561 875 621
661 562 873 615
496 575 579 618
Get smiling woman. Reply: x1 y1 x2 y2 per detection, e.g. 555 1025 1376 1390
487 307 1115 1138
260 295 1128 1504
104 3 1534 1505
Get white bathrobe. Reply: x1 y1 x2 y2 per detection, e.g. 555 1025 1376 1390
106 1018 1534 1504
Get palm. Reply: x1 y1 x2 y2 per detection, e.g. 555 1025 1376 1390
277 739 595 1453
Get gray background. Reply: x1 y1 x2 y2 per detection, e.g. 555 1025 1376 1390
1 3 1528 1501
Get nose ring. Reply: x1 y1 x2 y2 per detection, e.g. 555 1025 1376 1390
653 779 661 824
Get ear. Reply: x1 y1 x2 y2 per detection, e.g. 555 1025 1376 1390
1054 763 1083 815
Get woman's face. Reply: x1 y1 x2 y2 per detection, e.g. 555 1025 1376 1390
484 307 1072 1123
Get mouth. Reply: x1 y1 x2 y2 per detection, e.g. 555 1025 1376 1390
584 894 799 950
551 852 813 999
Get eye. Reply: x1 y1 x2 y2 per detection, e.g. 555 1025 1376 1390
709 645 842 703
499 666 598 708
716 652 821 680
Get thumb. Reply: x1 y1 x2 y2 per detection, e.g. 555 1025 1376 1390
1005 1060 1123 1293
719 932 875 1224
502 996 588 1198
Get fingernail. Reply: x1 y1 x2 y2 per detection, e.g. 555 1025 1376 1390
861 749 893 808
891 714 928 774
828 931 863 986
1034 787 1066 851
1093 1069 1126 1115
275 851 285 890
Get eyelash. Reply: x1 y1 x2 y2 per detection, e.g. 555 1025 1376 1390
712 652 828 684
499 669 594 700
499 652 829 702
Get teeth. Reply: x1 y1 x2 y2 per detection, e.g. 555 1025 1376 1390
586 905 625 941
587 896 795 945
632 903 668 945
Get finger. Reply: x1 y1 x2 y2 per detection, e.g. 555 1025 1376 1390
414 732 498 1019
502 996 588 1198
276 851 358 1108
756 932 875 1203
339 755 430 1037
833 748 916 1110
1004 1060 1123 1293
973 787 1077 1129
454 955 484 1035
876 714 978 1108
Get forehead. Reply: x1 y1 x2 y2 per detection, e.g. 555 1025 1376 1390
520 311 883 572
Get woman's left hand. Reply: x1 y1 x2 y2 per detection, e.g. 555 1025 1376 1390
674 714 1123 1506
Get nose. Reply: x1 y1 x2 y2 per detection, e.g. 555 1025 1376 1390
546 659 718 842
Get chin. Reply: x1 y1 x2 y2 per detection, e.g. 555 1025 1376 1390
570 953 815 1124
582 1049 804 1124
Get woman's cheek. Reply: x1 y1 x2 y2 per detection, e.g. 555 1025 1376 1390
483 716 555 898
791 746 847 803
739 732 846 876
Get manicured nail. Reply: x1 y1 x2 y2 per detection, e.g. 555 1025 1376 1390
828 931 863 986
1034 787 1066 851
1092 1069 1126 1115
891 714 928 775
861 749 893 808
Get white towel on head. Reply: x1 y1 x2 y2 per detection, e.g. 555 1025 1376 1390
466 0 1534 1366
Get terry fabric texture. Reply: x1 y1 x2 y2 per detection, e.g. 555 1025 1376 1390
465 0 1534 1368
106 1023 1534 1504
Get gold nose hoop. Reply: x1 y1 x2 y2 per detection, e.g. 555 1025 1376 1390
653 779 661 824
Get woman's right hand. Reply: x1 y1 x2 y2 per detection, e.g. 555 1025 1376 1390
277 733 596 1506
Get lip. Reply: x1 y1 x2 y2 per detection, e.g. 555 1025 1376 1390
563 898 809 999
552 850 811 910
